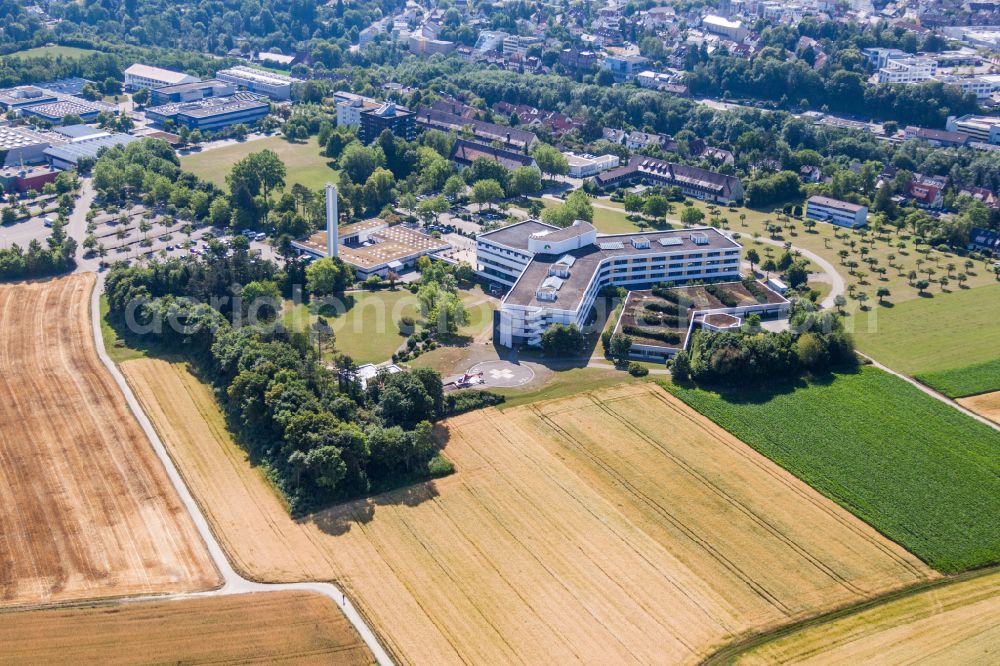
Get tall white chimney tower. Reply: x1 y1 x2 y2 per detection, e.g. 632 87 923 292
325 183 339 258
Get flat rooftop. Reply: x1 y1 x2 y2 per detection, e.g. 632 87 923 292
0 126 51 150
808 195 866 213
147 93 268 118
216 65 302 85
504 227 740 310
478 219 559 251
295 223 450 270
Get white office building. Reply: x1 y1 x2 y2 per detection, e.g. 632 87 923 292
702 14 748 41
333 91 380 129
877 57 937 84
123 64 199 91
806 196 868 229
563 152 620 178
215 66 301 100
478 221 742 347
947 114 1000 143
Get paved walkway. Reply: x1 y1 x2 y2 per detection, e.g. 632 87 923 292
88 275 395 666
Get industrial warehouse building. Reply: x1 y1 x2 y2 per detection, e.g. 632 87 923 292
477 220 743 347
124 64 199 91
145 93 270 131
150 79 235 105
215 66 301 100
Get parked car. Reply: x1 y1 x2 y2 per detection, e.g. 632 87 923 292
254 232 266 242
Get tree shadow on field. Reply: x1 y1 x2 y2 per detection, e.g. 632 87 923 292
688 366 860 406
305 481 442 537
306 422 454 536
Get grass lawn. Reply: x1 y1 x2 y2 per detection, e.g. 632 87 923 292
495 367 646 409
664 366 1000 573
916 358 1000 398
851 282 1000 375
181 136 337 192
7 45 98 59
99 294 149 364
673 198 998 305
536 197 645 234
283 289 419 364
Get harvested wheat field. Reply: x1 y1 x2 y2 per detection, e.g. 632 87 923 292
734 569 1000 665
121 359 935 665
0 590 374 665
959 391 1000 425
0 275 218 607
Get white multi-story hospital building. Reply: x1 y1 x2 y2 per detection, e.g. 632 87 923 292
477 220 743 347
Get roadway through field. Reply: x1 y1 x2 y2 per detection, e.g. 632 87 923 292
86 274 395 666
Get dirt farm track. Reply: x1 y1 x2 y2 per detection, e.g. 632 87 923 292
0 275 219 606
121 361 936 665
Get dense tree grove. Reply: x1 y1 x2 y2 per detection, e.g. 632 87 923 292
103 251 461 513
677 301 857 384
0 221 77 279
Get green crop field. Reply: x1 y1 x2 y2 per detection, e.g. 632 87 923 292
916 358 1000 398
851 283 1000 374
6 45 98 60
181 136 337 192
664 366 1000 573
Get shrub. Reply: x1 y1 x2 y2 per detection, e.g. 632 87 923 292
541 322 585 356
742 278 769 303
705 284 738 307
426 453 454 477
398 315 415 335
645 301 679 315
627 362 648 377
622 324 681 345
445 389 506 416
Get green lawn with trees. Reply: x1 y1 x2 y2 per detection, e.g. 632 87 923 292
915 358 1000 398
665 366 1000 573
282 290 419 365
851 283 1000 375
181 136 336 192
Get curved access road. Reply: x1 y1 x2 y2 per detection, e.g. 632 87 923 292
746 234 846 309
89 275 395 666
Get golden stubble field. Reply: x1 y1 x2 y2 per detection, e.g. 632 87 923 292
959 391 1000 425
0 590 374 665
121 359 935 664
0 275 219 606
734 569 1000 665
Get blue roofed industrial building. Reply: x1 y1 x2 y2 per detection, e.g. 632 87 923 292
144 92 269 131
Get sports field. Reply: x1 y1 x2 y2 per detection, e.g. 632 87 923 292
181 136 337 192
120 361 933 665
959 391 1000 425
666 367 1000 573
0 591 373 665
916 357 1000 398
733 569 1000 665
851 283 1000 374
0 275 218 606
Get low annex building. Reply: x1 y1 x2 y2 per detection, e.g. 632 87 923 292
293 219 451 278
477 220 743 347
806 195 869 228
595 156 744 204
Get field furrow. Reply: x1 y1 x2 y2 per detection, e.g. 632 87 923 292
118 359 936 664
0 275 219 606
